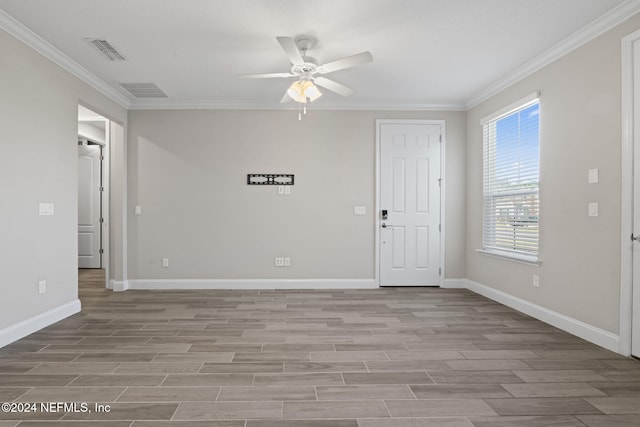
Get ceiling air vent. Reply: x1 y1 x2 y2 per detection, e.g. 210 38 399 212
117 83 168 98
84 38 126 61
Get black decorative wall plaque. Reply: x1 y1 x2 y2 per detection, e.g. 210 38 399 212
247 174 295 185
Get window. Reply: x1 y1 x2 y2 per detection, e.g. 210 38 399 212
481 93 540 263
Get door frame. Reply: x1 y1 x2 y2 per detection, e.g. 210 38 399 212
375 119 446 287
620 28 640 357
78 103 117 290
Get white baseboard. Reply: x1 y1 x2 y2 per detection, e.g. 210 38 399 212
442 278 467 289
466 279 619 353
0 299 81 348
111 279 129 292
127 278 377 290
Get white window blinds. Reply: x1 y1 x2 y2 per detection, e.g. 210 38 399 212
482 94 540 259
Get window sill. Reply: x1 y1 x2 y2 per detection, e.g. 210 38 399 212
477 249 541 266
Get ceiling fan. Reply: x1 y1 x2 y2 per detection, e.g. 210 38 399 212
238 35 373 105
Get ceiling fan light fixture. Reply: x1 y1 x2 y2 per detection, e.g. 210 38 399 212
287 80 322 103
287 80 306 103
304 81 322 101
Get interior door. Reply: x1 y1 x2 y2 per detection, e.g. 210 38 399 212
78 142 102 268
379 122 442 286
632 39 640 358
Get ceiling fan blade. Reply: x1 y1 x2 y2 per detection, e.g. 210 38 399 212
314 77 354 97
317 51 373 74
238 72 294 79
276 36 304 65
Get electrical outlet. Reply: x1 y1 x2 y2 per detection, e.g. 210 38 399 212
38 280 46 294
162 258 169 268
39 202 55 216
284 257 291 267
532 274 540 288
275 257 284 267
284 186 291 195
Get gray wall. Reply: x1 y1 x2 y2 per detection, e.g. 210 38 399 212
466 13 640 335
0 29 127 330
127 109 467 281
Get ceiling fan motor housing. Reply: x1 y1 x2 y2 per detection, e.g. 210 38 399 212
291 57 318 77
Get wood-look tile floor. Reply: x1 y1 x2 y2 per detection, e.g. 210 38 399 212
1 269 639 426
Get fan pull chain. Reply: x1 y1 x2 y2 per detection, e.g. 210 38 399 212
297 100 309 121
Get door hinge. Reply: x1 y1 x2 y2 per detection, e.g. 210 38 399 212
439 224 441 232
100 217 104 223
100 155 104 161
99 249 104 254
439 267 442 276
99 186 104 192
438 178 442 187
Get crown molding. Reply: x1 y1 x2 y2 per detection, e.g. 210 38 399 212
128 99 466 111
465 0 640 109
0 9 131 108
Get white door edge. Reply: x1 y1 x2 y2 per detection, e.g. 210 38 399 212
620 28 640 357
375 119 446 287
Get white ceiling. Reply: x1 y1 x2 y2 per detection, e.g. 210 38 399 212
1 0 638 110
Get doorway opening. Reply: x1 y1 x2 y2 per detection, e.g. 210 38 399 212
78 105 110 289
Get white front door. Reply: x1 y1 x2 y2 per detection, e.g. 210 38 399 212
78 143 102 268
378 121 442 286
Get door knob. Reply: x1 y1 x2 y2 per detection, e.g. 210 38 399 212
381 223 394 228
632 234 640 242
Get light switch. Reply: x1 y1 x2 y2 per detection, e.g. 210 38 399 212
354 206 367 216
284 186 291 195
588 168 599 184
135 205 142 215
588 202 599 217
39 202 54 216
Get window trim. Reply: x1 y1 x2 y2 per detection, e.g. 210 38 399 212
480 92 541 264
477 248 541 266
480 92 540 125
